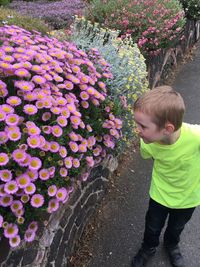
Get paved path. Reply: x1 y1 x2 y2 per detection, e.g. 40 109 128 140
83 42 200 267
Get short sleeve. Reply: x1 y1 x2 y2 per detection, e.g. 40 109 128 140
140 139 152 159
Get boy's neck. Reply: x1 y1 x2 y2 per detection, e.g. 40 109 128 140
159 128 181 145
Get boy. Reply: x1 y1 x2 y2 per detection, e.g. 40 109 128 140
132 86 200 267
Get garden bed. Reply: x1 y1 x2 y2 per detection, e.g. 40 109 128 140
9 0 85 29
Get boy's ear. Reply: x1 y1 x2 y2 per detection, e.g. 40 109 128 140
164 122 175 134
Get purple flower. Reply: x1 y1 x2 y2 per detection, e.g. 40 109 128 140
4 223 19 238
31 194 44 208
9 235 21 247
24 230 36 242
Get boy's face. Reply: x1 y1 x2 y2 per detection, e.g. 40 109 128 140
134 111 166 144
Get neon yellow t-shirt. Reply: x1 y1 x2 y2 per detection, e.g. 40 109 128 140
140 123 200 208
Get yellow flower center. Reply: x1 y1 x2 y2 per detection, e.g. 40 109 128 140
0 156 6 163
19 177 27 185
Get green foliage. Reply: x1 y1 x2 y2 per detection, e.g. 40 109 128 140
0 7 51 34
180 0 200 20
85 0 186 56
0 0 11 6
69 17 149 152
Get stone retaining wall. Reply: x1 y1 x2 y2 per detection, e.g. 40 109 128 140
0 156 118 267
148 19 200 88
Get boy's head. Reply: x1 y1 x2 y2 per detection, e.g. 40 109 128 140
133 86 185 143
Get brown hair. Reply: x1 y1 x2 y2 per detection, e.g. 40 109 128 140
133 86 185 131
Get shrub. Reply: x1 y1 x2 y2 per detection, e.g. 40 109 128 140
0 24 122 247
0 0 11 6
69 17 148 152
9 0 85 29
85 0 186 56
0 7 51 34
180 0 200 20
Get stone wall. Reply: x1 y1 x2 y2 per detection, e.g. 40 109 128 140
0 156 118 267
148 19 200 88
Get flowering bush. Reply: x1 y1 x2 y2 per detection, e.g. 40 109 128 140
69 17 148 152
85 0 186 56
9 0 85 29
0 7 51 34
180 0 200 20
0 24 122 247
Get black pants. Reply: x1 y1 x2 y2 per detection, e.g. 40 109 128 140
142 198 195 249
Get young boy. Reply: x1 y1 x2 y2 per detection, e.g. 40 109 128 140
132 86 200 267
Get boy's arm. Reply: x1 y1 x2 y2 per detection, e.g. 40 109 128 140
140 139 153 159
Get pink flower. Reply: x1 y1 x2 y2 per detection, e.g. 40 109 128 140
61 107 70 118
87 136 96 147
15 81 34 92
0 194 13 207
0 153 9 166
78 144 87 153
73 158 80 168
31 194 44 208
42 112 51 121
47 198 59 213
0 110 6 122
0 184 6 197
24 230 36 242
7 128 21 141
14 68 30 78
27 135 40 148
50 141 60 153
32 75 46 85
0 215 3 227
28 221 38 232
24 183 36 195
64 157 73 169
69 141 79 153
0 169 12 182
16 174 31 189
59 167 68 177
59 146 67 158
81 172 90 182
48 185 57 197
0 131 8 144
42 125 51 134
23 104 38 115
4 223 19 238
52 125 63 137
29 157 42 170
39 169 50 181
69 131 79 141
81 101 89 109
12 149 26 163
56 187 68 202
86 156 95 167
57 116 68 127
70 115 81 126
27 124 41 135
4 180 19 194
9 235 21 247
27 170 38 182
11 200 23 213
80 91 89 100
1 104 14 114
21 194 30 204
5 114 19 126
0 86 8 97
